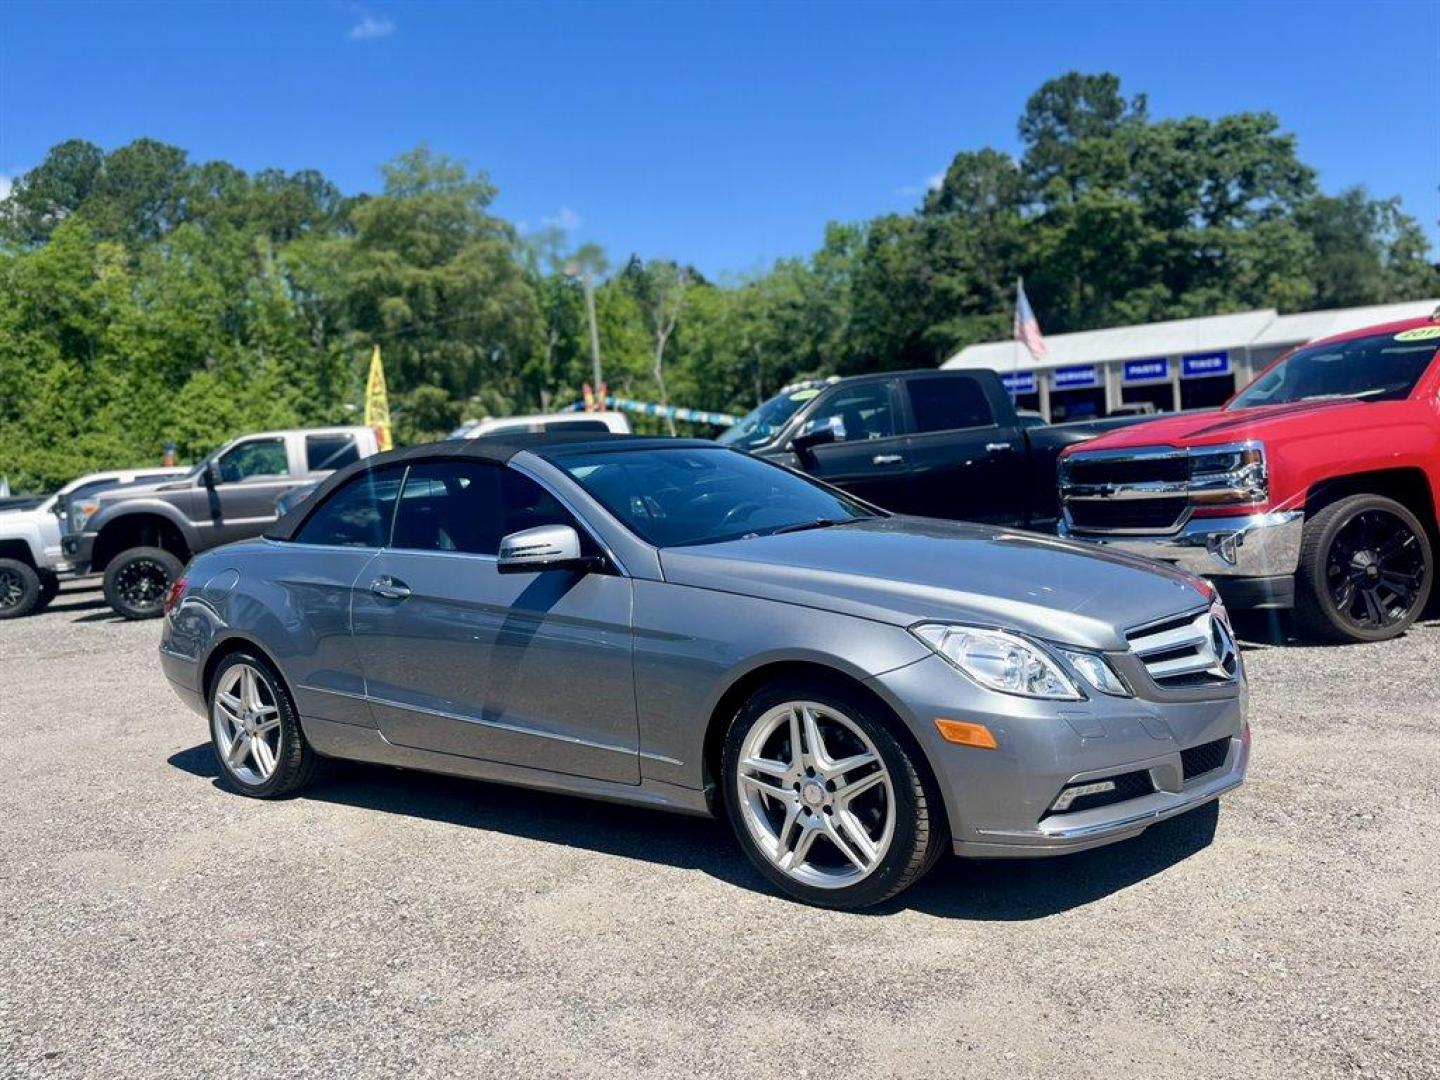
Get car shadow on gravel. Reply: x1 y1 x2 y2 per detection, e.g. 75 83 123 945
168 742 1220 919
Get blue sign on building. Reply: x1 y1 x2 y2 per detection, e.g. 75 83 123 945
1182 351 1230 378
1001 370 1037 395
1123 358 1170 383
1052 365 1099 389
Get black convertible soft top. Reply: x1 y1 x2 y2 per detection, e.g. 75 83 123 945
264 432 718 541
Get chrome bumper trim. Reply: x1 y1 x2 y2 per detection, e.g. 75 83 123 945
1060 510 1304 578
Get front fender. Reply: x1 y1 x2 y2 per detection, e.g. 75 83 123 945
88 498 202 555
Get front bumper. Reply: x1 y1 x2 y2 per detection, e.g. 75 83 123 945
869 654 1248 860
1060 509 1304 580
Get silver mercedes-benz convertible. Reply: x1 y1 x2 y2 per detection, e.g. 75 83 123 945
159 435 1248 909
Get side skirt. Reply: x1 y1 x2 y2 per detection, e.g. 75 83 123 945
301 715 714 818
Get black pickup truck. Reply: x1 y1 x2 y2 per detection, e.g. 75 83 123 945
718 369 1155 530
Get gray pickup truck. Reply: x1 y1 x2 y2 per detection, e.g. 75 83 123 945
65 426 382 619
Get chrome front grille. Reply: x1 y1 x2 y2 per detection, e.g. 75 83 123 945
1059 442 1268 535
1126 608 1240 690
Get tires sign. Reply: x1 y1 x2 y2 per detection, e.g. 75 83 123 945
1182 351 1230 378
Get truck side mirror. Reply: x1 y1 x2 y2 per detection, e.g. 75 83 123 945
203 462 220 489
789 427 837 457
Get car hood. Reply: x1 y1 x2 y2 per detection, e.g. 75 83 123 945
1068 398 1371 452
658 517 1211 650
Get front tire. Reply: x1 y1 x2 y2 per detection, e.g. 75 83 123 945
103 546 183 620
0 558 42 619
721 678 944 910
207 652 318 798
1295 494 1433 643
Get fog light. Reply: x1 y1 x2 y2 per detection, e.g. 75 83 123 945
1050 779 1116 813
933 718 997 750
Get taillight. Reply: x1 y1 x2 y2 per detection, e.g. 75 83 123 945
163 575 188 615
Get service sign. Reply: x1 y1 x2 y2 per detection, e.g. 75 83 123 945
1123 358 1170 383
1002 371 1037 395
1052 365 1098 389
1182 351 1230 378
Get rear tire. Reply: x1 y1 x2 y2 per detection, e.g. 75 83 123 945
721 677 944 910
103 546 183 620
1294 494 1433 643
0 558 42 619
207 652 318 798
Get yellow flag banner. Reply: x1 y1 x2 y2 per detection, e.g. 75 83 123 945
364 344 393 451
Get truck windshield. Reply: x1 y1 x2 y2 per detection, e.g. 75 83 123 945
1231 330 1439 409
558 446 877 547
716 387 822 449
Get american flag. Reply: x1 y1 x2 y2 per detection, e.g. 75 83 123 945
1013 278 1048 359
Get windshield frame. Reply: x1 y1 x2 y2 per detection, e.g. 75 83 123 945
1229 328 1440 411
548 445 884 549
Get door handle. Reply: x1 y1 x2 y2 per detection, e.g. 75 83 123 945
370 577 412 600
985 442 1014 452
872 454 904 466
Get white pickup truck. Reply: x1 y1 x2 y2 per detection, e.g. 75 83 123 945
0 467 188 618
63 426 384 620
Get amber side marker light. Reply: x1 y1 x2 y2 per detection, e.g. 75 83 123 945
934 718 997 750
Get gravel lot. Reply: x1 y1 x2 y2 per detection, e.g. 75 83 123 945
1 581 1437 1080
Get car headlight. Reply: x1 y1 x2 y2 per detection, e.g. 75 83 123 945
1189 442 1267 505
1058 649 1131 696
72 501 101 532
911 624 1082 700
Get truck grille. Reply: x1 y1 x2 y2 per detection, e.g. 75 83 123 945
1181 737 1232 780
1059 442 1267 535
1126 608 1239 690
1066 498 1188 532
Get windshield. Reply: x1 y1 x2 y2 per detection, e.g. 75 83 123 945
715 386 823 449
1231 329 1440 409
558 447 879 547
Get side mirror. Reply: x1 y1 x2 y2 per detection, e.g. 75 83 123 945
203 462 220 489
789 426 837 456
497 524 596 574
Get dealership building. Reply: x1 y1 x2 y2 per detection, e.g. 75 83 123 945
942 298 1440 422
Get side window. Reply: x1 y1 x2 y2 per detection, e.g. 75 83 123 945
799 384 897 442
217 438 289 482
306 434 359 473
293 466 404 548
391 461 507 555
906 377 994 433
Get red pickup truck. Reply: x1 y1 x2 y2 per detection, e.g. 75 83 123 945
1058 313 1440 643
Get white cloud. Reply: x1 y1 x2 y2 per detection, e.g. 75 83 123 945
348 14 395 41
541 207 582 231
0 175 13 202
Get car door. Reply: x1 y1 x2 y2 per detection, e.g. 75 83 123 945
899 375 1027 524
350 459 640 785
275 465 406 726
206 436 304 545
786 380 911 510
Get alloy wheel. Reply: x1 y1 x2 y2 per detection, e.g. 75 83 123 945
114 558 170 613
0 568 23 611
735 700 895 889
1325 509 1427 631
211 663 283 786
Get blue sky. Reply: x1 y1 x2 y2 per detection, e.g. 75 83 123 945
1 1 1437 279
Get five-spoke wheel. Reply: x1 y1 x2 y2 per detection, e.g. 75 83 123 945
722 679 943 909
206 653 318 797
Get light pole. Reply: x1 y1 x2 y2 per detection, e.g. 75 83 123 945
564 260 603 394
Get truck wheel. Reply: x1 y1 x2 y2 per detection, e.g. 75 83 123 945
0 558 42 619
103 546 184 620
1295 494 1433 643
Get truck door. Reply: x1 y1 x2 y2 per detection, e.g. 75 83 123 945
206 436 305 545
787 380 911 512
899 375 1027 524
